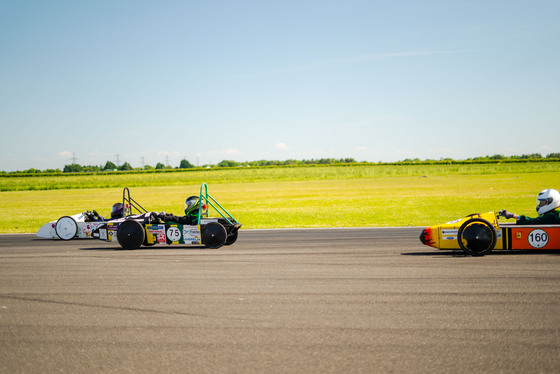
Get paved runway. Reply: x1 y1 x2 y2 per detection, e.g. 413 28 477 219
1 228 559 373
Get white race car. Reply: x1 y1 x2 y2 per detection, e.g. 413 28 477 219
36 188 143 241
36 211 109 240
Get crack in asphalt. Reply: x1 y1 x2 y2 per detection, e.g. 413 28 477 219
0 294 253 321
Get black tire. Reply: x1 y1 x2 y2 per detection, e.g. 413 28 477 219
224 230 238 246
458 218 497 256
116 220 145 250
201 222 227 249
55 216 78 240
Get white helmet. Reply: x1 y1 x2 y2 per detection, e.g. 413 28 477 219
536 189 560 215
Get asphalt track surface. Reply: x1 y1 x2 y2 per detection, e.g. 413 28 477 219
1 228 559 374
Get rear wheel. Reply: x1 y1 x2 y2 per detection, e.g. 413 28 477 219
117 220 145 250
55 216 78 240
458 218 497 256
201 222 227 249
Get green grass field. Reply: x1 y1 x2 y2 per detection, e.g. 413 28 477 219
1 163 558 233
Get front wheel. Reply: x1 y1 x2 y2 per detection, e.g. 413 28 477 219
224 230 238 246
55 216 78 240
458 218 497 256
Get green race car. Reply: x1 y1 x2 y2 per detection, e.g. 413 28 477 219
93 184 241 250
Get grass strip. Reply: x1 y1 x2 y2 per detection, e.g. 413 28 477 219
1 162 558 192
1 165 558 233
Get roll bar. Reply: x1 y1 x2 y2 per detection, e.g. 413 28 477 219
197 183 237 225
122 187 148 217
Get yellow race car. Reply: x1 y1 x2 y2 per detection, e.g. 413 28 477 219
420 211 560 256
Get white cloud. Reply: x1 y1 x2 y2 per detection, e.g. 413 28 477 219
157 151 182 157
204 149 242 157
58 151 72 157
275 143 290 150
225 149 241 155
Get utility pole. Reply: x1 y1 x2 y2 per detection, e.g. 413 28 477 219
72 152 77 164
116 154 120 167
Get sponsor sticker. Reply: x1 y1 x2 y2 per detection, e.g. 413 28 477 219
146 225 166 244
81 222 102 238
182 227 201 243
445 218 462 225
200 218 218 224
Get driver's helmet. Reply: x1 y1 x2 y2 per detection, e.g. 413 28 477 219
536 189 560 215
111 203 124 218
184 196 200 216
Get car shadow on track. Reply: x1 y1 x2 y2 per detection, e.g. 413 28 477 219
403 249 560 257
79 245 209 251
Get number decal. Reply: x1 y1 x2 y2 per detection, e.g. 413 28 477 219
167 227 181 242
527 229 549 248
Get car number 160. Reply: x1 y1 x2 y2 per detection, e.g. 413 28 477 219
528 229 549 248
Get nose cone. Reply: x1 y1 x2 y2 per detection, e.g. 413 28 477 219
36 222 56 238
419 227 436 247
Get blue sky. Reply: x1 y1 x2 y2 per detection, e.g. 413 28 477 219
1 0 559 171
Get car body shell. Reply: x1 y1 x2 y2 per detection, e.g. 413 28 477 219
97 216 206 246
36 212 107 240
420 211 560 255
35 184 241 249
94 214 240 249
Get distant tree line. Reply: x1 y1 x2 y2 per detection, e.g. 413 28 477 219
2 154 559 175
401 153 560 163
217 158 358 168
60 159 195 173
